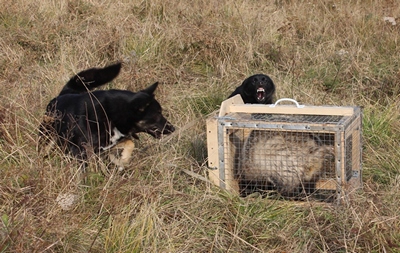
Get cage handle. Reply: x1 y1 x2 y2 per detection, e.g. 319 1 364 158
269 98 305 108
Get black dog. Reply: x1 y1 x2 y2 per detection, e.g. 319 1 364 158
228 74 275 104
38 62 175 160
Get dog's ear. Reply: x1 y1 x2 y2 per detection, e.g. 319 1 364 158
243 80 254 96
140 82 159 95
130 82 159 112
129 92 153 112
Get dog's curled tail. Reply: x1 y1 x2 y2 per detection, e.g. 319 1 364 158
59 62 122 96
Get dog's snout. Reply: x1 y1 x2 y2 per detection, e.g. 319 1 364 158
164 122 175 133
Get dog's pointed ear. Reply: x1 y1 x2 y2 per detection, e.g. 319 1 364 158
130 92 152 112
140 82 159 95
238 76 253 96
130 82 159 112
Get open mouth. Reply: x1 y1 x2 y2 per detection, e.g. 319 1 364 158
146 129 162 139
256 87 266 101
146 125 175 139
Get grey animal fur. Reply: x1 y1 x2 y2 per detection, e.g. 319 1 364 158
238 130 335 196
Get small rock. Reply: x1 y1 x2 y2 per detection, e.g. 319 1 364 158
383 17 396 26
56 193 78 211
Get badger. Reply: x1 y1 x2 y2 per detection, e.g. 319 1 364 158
236 130 335 197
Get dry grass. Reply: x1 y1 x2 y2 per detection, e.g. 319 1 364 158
1 0 400 252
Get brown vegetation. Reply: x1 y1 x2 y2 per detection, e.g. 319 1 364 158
1 0 400 252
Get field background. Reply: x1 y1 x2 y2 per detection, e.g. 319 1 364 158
1 0 400 252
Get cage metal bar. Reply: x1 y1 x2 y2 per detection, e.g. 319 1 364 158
217 121 226 189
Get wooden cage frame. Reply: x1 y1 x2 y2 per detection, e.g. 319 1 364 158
206 95 362 202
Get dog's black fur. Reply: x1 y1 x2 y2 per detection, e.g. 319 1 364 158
228 74 275 104
39 62 175 159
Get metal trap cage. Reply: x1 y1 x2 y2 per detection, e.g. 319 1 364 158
206 96 362 203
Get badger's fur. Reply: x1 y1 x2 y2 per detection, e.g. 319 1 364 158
237 130 335 197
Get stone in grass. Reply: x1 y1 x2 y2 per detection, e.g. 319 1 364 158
56 193 78 211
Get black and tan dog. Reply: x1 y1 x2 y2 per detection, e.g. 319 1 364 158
38 62 175 167
228 74 275 104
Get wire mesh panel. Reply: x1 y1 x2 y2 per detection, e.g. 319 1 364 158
228 129 337 200
207 97 362 203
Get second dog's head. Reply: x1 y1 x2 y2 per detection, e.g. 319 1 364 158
241 74 275 104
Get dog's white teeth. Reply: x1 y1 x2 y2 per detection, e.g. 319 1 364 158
257 88 265 92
